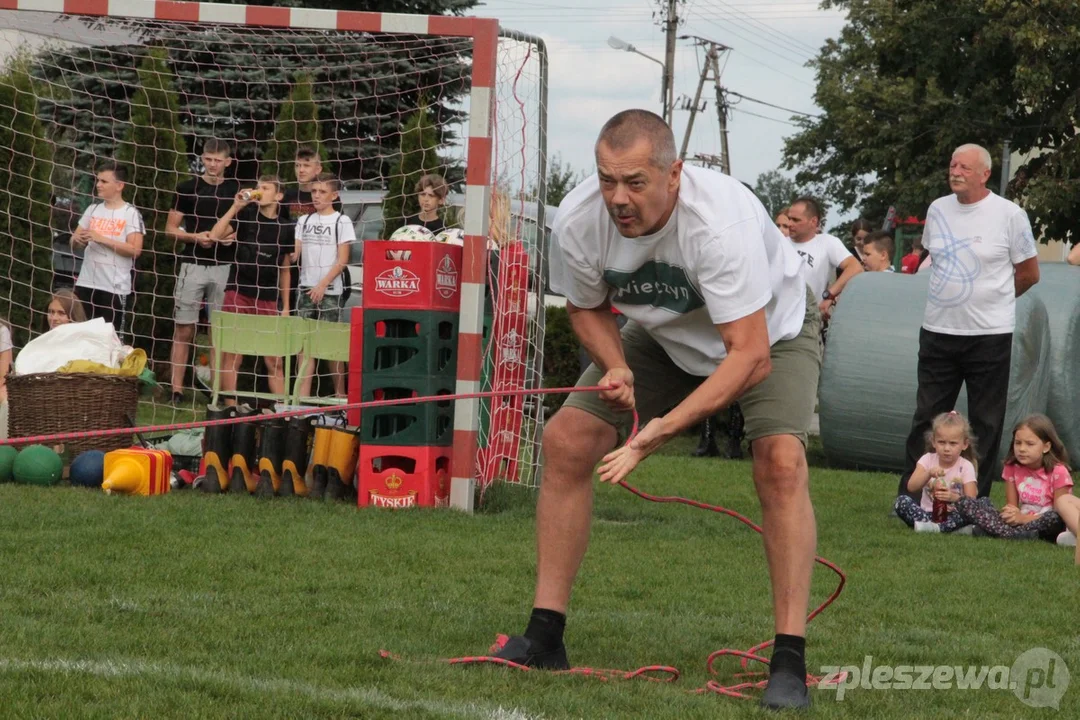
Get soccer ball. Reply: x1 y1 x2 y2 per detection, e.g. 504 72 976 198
389 224 436 242
435 228 465 246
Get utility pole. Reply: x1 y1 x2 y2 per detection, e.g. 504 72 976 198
658 0 680 125
677 36 731 172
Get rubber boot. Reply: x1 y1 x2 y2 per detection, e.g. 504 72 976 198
726 403 745 460
228 404 260 494
279 417 313 497
306 424 334 500
198 405 236 493
691 416 720 457
324 427 360 502
255 417 286 498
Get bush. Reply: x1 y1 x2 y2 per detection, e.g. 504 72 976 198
542 304 581 412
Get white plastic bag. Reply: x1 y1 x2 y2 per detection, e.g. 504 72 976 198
14 318 124 375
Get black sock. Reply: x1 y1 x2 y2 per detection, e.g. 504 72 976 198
523 608 566 652
770 634 806 678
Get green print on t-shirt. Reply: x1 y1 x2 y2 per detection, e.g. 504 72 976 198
603 261 704 314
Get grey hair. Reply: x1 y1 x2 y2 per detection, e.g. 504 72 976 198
596 109 677 169
953 144 992 173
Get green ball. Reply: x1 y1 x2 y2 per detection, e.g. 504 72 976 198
0 445 17 482
13 445 64 487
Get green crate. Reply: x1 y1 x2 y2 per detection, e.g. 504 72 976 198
362 309 459 381
360 375 454 447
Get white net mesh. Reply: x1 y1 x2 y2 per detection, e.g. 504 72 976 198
0 7 547 488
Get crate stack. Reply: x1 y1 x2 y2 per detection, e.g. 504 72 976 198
354 240 463 508
478 242 530 484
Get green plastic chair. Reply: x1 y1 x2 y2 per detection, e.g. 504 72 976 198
209 311 307 407
292 318 353 406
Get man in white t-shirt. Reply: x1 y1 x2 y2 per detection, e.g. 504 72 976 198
785 198 863 320
72 162 145 335
490 110 821 710
293 172 354 399
899 144 1040 500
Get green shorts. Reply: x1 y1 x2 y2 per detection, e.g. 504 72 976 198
296 290 343 322
564 288 822 445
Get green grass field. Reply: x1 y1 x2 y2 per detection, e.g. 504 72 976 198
0 436 1075 718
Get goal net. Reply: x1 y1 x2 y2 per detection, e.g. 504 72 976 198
0 1 548 499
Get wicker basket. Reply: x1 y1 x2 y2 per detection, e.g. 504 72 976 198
7 372 139 455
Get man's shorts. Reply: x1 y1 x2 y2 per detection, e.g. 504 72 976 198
564 288 822 446
222 289 278 317
296 290 343 322
174 262 230 324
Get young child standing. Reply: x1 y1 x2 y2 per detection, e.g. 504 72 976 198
894 410 978 533
294 172 354 399
406 173 448 234
954 414 1072 541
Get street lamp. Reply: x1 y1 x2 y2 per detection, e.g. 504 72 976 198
607 35 667 121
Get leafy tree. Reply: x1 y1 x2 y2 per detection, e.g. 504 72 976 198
0 54 55 347
545 154 584 207
753 169 801 217
382 103 444 233
259 73 328 183
115 47 190 360
784 0 1080 240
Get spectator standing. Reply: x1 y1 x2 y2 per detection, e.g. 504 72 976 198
849 218 873 261
775 207 792 238
898 144 1040 499
901 234 924 274
405 173 448 234
166 139 239 404
786 198 863 322
861 231 896 272
72 162 144 333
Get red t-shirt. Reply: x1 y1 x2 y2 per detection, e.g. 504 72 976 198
901 252 921 274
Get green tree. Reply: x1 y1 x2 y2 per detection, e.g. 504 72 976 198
260 73 327 183
784 0 1080 239
115 47 189 360
382 103 444 233
544 154 583 207
753 169 801 217
0 54 55 347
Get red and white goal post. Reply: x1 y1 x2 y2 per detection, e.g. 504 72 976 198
0 0 550 509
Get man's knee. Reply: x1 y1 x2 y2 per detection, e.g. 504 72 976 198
541 408 615 483
173 323 195 342
752 435 808 501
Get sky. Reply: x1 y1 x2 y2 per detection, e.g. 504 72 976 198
471 0 847 197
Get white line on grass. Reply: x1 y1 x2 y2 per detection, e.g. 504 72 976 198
0 657 542 720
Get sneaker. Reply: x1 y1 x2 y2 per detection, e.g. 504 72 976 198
914 521 941 533
953 525 975 536
1057 530 1077 547
491 635 570 670
760 669 810 711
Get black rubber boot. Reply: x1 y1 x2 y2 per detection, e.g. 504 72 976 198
228 405 260 495
279 417 313 497
324 427 360 502
691 416 720 457
306 425 334 500
726 402 745 460
255 417 285 498
198 405 236 493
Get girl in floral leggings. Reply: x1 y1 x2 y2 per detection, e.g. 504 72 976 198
955 414 1072 542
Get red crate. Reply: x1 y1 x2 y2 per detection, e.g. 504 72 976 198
362 241 463 311
357 444 452 508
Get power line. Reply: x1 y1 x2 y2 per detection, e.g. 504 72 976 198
730 107 799 126
726 90 820 118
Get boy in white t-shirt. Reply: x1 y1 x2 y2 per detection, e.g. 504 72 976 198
72 162 145 334
861 231 896 272
293 172 354 398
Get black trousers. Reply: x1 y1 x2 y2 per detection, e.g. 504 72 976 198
898 329 1012 499
75 286 126 336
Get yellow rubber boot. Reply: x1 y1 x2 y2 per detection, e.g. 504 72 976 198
306 425 334 500
324 427 360 502
280 417 314 497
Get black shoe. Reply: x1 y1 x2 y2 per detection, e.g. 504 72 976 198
725 435 744 460
691 418 720 457
492 635 570 670
760 669 810 711
171 392 185 405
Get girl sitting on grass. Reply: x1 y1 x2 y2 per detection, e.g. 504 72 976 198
955 414 1073 543
894 410 978 533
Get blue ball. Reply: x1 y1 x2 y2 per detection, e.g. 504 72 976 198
70 450 106 488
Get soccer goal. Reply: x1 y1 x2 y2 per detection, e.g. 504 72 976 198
0 0 549 507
